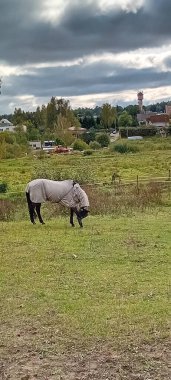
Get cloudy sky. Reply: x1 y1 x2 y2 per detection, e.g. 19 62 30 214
1 0 171 114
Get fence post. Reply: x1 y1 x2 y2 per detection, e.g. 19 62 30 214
169 169 171 200
136 175 139 195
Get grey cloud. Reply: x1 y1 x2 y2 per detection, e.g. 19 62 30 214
4 62 171 99
164 56 171 68
1 0 171 113
0 0 171 65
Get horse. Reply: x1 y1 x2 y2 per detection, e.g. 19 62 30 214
25 179 89 227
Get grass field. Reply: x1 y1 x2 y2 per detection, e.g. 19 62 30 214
1 137 171 194
0 140 171 379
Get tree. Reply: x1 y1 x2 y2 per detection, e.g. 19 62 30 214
100 103 117 130
26 121 41 141
118 111 132 128
56 98 70 116
33 106 46 130
96 133 110 147
12 108 26 125
81 128 96 144
46 97 57 131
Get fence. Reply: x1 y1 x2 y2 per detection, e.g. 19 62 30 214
84 170 171 200
1 171 171 199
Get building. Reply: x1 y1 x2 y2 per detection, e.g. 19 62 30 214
137 111 156 125
68 126 86 137
165 105 171 115
146 114 170 128
0 119 15 132
29 141 42 150
137 91 144 113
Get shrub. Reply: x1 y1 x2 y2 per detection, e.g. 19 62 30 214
111 143 139 154
72 139 89 151
81 129 96 144
89 141 101 150
55 137 65 146
0 141 28 159
32 164 96 184
0 182 8 193
36 149 46 159
83 182 162 216
96 133 110 147
83 149 93 156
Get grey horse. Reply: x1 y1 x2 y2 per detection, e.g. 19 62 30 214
26 179 89 227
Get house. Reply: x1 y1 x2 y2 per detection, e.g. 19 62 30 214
146 114 170 128
68 126 86 137
137 111 156 125
0 119 15 132
29 141 42 150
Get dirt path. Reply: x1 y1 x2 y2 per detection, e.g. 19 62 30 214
0 330 170 380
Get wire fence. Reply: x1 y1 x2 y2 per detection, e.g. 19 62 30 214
1 171 171 199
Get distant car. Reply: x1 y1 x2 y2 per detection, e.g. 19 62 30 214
110 130 116 135
54 145 72 154
110 131 117 137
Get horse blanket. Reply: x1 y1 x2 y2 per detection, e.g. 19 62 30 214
25 179 89 210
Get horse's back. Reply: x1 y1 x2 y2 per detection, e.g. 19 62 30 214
26 179 74 203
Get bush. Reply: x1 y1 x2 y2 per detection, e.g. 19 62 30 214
81 129 96 144
111 143 139 154
89 141 101 150
0 182 8 193
72 139 89 151
32 164 96 184
55 137 65 146
0 141 28 159
96 133 110 147
83 149 93 156
83 182 162 216
36 149 46 159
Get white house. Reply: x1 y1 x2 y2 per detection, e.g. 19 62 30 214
29 141 42 150
0 119 15 132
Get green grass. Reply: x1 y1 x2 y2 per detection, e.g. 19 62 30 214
1 211 170 349
0 139 171 378
1 138 171 195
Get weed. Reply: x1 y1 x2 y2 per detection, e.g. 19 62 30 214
0 199 15 220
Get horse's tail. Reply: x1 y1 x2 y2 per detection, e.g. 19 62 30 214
26 191 31 205
26 191 37 220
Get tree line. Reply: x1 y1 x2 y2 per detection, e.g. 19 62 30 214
1 97 171 148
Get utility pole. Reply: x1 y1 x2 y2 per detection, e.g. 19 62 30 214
0 77 2 94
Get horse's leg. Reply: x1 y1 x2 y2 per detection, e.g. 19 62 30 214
35 203 45 224
26 192 36 224
72 207 83 228
77 215 83 228
70 208 75 227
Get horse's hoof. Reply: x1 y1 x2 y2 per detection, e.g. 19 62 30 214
71 224 75 227
41 222 45 225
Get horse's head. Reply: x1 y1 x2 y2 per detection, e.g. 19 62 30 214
78 207 89 219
